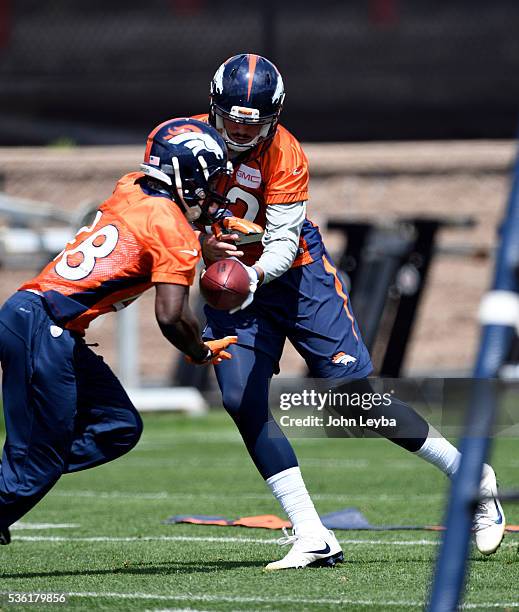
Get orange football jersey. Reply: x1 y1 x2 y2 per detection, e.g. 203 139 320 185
192 114 323 267
20 172 200 333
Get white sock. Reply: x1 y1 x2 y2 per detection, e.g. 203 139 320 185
266 466 325 535
415 426 461 478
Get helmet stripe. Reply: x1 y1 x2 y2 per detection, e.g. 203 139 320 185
147 117 174 140
144 117 175 161
246 54 258 101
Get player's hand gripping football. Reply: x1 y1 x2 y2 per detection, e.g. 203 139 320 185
226 257 259 314
202 217 263 261
185 335 238 365
212 217 264 244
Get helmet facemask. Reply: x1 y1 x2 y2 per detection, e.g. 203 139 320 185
212 105 281 153
209 54 285 153
171 157 233 224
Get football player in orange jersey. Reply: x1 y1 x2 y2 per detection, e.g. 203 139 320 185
0 118 237 546
195 55 505 568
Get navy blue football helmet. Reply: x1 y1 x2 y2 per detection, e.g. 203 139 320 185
209 54 285 152
141 118 232 222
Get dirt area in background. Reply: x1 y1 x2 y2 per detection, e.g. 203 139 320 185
0 141 514 382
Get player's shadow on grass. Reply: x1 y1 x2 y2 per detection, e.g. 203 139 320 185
0 559 264 579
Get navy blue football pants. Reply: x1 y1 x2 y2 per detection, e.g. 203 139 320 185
214 344 298 479
0 291 142 529
214 345 429 480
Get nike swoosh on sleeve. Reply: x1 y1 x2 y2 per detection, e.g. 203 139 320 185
178 249 198 257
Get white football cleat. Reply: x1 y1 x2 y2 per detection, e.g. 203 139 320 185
473 464 505 555
265 527 344 570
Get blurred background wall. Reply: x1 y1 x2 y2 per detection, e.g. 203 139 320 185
0 0 518 145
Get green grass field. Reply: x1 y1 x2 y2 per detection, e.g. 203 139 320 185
0 411 517 611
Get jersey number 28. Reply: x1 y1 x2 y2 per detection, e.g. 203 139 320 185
54 211 119 281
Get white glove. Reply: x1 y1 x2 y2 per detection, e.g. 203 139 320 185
228 257 259 314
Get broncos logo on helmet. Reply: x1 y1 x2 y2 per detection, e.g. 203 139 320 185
141 118 232 223
167 132 225 160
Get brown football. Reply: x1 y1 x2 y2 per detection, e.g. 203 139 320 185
199 259 250 311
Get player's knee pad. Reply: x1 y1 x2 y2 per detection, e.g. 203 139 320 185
222 385 270 443
221 384 252 420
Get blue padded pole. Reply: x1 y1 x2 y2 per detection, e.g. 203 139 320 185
427 380 496 612
475 134 519 378
429 133 519 611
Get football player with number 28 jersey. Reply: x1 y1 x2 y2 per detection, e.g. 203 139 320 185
195 54 505 569
0 119 237 546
